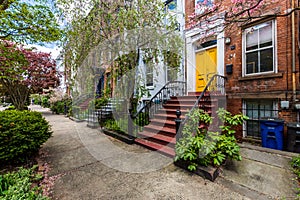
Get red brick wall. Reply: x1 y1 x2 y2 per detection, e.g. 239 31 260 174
224 1 298 96
186 0 300 140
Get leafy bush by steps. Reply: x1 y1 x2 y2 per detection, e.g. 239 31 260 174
175 108 248 171
0 166 49 200
0 110 52 163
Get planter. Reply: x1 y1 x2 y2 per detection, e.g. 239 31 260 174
174 160 220 182
102 128 135 144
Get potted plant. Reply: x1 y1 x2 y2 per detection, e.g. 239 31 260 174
175 108 248 181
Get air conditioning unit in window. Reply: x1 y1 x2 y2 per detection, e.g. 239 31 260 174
280 101 289 109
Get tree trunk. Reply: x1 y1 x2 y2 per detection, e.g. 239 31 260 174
1 79 29 110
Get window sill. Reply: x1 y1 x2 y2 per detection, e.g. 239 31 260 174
242 137 261 144
146 86 154 90
238 72 283 81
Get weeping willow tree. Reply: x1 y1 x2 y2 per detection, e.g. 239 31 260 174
59 0 184 114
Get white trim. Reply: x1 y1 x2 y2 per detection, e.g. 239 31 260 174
195 44 217 53
186 34 225 92
242 100 247 138
242 20 277 76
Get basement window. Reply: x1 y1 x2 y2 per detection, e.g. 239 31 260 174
242 99 278 139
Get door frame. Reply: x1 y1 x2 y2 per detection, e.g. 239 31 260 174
195 45 218 92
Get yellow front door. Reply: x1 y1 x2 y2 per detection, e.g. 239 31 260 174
195 47 217 92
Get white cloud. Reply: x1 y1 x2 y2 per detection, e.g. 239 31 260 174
26 44 62 59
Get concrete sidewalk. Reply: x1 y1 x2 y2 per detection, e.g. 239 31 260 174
30 105 296 200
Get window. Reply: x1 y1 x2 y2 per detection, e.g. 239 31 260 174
244 20 276 75
167 65 177 82
166 0 176 12
243 99 278 139
146 63 153 87
165 0 177 28
195 0 214 15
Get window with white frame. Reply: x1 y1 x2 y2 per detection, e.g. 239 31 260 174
244 20 276 75
146 63 154 87
243 99 278 139
165 0 177 28
166 65 178 82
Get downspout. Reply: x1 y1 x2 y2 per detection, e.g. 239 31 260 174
292 0 297 102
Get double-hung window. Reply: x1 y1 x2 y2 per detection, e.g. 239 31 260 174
146 63 154 87
166 65 177 82
244 20 276 75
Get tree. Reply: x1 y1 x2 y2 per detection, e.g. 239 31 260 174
0 0 15 12
0 40 60 110
59 0 183 108
0 0 63 44
60 0 180 68
0 0 63 109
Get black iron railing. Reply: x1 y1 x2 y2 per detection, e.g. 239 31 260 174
176 74 227 140
131 81 186 132
72 93 94 120
95 81 186 137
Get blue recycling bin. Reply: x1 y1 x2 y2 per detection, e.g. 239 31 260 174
260 118 284 150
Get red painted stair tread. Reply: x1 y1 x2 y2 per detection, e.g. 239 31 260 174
135 138 175 157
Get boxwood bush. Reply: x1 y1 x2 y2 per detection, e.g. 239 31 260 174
0 110 52 163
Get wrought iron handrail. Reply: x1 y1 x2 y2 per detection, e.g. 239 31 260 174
131 81 186 130
177 74 227 138
133 81 186 117
72 93 94 106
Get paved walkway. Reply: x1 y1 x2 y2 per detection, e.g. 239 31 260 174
30 105 290 200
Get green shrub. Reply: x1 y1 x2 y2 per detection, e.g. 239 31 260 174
6 105 15 110
291 155 300 197
33 98 40 105
94 97 108 109
50 101 64 114
175 108 248 171
134 112 150 127
41 96 50 108
50 99 72 115
291 155 300 178
0 166 49 200
103 119 121 132
0 110 52 163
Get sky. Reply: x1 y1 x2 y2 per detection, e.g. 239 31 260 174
27 43 62 59
21 0 64 59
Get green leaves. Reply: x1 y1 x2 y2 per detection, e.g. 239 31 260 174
0 110 52 163
0 166 49 200
291 155 300 197
0 0 63 44
291 155 300 178
175 108 247 170
0 41 60 110
60 0 182 79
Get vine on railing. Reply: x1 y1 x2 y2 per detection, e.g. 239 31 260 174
176 74 227 140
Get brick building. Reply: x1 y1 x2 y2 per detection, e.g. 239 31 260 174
185 0 300 144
